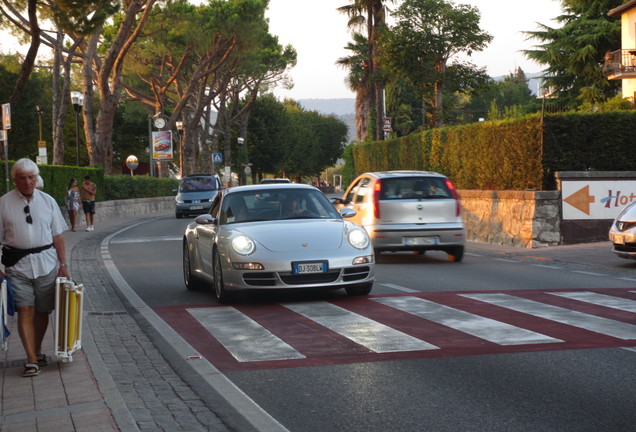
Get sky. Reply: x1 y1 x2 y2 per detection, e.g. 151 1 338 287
266 0 564 100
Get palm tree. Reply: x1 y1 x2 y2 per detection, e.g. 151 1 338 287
336 32 371 141
337 1 391 141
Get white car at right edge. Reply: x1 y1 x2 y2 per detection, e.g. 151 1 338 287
609 201 636 260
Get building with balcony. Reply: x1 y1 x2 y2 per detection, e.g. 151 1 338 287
604 0 636 101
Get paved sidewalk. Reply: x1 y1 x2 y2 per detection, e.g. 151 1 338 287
1 215 232 432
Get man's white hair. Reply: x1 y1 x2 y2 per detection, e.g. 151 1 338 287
11 158 39 178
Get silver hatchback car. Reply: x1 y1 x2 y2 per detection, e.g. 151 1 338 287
335 171 466 261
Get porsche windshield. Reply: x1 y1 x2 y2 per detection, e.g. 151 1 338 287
220 188 341 224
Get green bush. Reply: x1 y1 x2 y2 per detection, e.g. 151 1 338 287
0 162 104 205
0 161 176 204
103 175 179 200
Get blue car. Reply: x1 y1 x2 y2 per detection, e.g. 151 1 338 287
175 174 223 218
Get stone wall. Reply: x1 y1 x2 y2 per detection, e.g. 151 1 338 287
61 196 174 227
65 193 564 249
459 190 562 248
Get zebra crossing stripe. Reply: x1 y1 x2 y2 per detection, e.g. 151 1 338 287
187 307 305 362
549 292 636 313
374 296 561 346
462 294 636 340
283 302 438 353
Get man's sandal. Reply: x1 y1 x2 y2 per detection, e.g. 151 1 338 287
37 353 48 367
23 363 40 377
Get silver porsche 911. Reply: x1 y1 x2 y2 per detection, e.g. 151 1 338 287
182 184 375 302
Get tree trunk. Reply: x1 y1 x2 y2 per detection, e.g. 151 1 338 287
355 87 370 141
371 3 384 141
432 79 443 128
81 32 100 167
432 62 446 128
9 0 40 108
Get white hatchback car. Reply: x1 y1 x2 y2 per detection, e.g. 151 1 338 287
609 202 636 259
335 171 466 261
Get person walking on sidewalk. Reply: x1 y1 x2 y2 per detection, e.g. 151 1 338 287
0 158 71 377
80 175 96 231
64 178 80 232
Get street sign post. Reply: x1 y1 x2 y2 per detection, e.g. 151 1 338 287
383 117 391 132
2 103 10 193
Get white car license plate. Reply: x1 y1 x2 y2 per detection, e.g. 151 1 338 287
190 205 204 210
293 261 327 274
404 236 438 246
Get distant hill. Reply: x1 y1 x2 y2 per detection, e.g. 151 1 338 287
299 98 356 142
297 72 544 143
298 98 355 116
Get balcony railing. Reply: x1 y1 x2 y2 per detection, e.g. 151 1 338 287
604 49 636 79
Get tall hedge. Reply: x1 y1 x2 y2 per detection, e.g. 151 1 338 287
348 111 636 191
103 175 178 200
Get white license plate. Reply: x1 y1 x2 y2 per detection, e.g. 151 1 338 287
190 205 204 210
404 236 438 246
614 234 625 245
293 261 327 274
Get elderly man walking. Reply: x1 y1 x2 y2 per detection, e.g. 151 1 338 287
0 158 70 377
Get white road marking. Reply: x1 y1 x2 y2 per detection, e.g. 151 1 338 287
187 307 305 362
462 293 636 340
110 236 182 244
571 270 604 276
374 296 561 346
283 302 438 352
531 264 562 270
380 283 418 293
549 291 636 313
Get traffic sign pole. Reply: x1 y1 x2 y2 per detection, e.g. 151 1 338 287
2 103 10 193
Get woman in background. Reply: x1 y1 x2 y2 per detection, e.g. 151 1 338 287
65 178 80 231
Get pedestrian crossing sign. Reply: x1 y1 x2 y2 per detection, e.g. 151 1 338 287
213 153 222 163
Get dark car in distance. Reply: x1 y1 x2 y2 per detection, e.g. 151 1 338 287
175 173 223 218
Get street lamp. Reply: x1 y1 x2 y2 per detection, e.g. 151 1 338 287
237 137 245 185
71 91 84 166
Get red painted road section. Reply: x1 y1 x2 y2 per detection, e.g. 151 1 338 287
154 288 636 372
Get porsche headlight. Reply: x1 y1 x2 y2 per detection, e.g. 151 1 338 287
348 227 370 250
231 235 255 255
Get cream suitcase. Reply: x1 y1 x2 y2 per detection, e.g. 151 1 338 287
1 280 8 351
54 277 84 361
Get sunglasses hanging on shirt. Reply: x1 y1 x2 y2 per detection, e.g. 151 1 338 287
24 205 32 224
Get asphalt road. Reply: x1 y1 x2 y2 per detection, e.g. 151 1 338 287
108 215 636 432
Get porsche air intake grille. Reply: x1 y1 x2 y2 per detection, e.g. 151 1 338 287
280 271 340 285
242 272 277 286
343 266 371 281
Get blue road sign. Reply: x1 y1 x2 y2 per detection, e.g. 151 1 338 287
213 153 222 163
